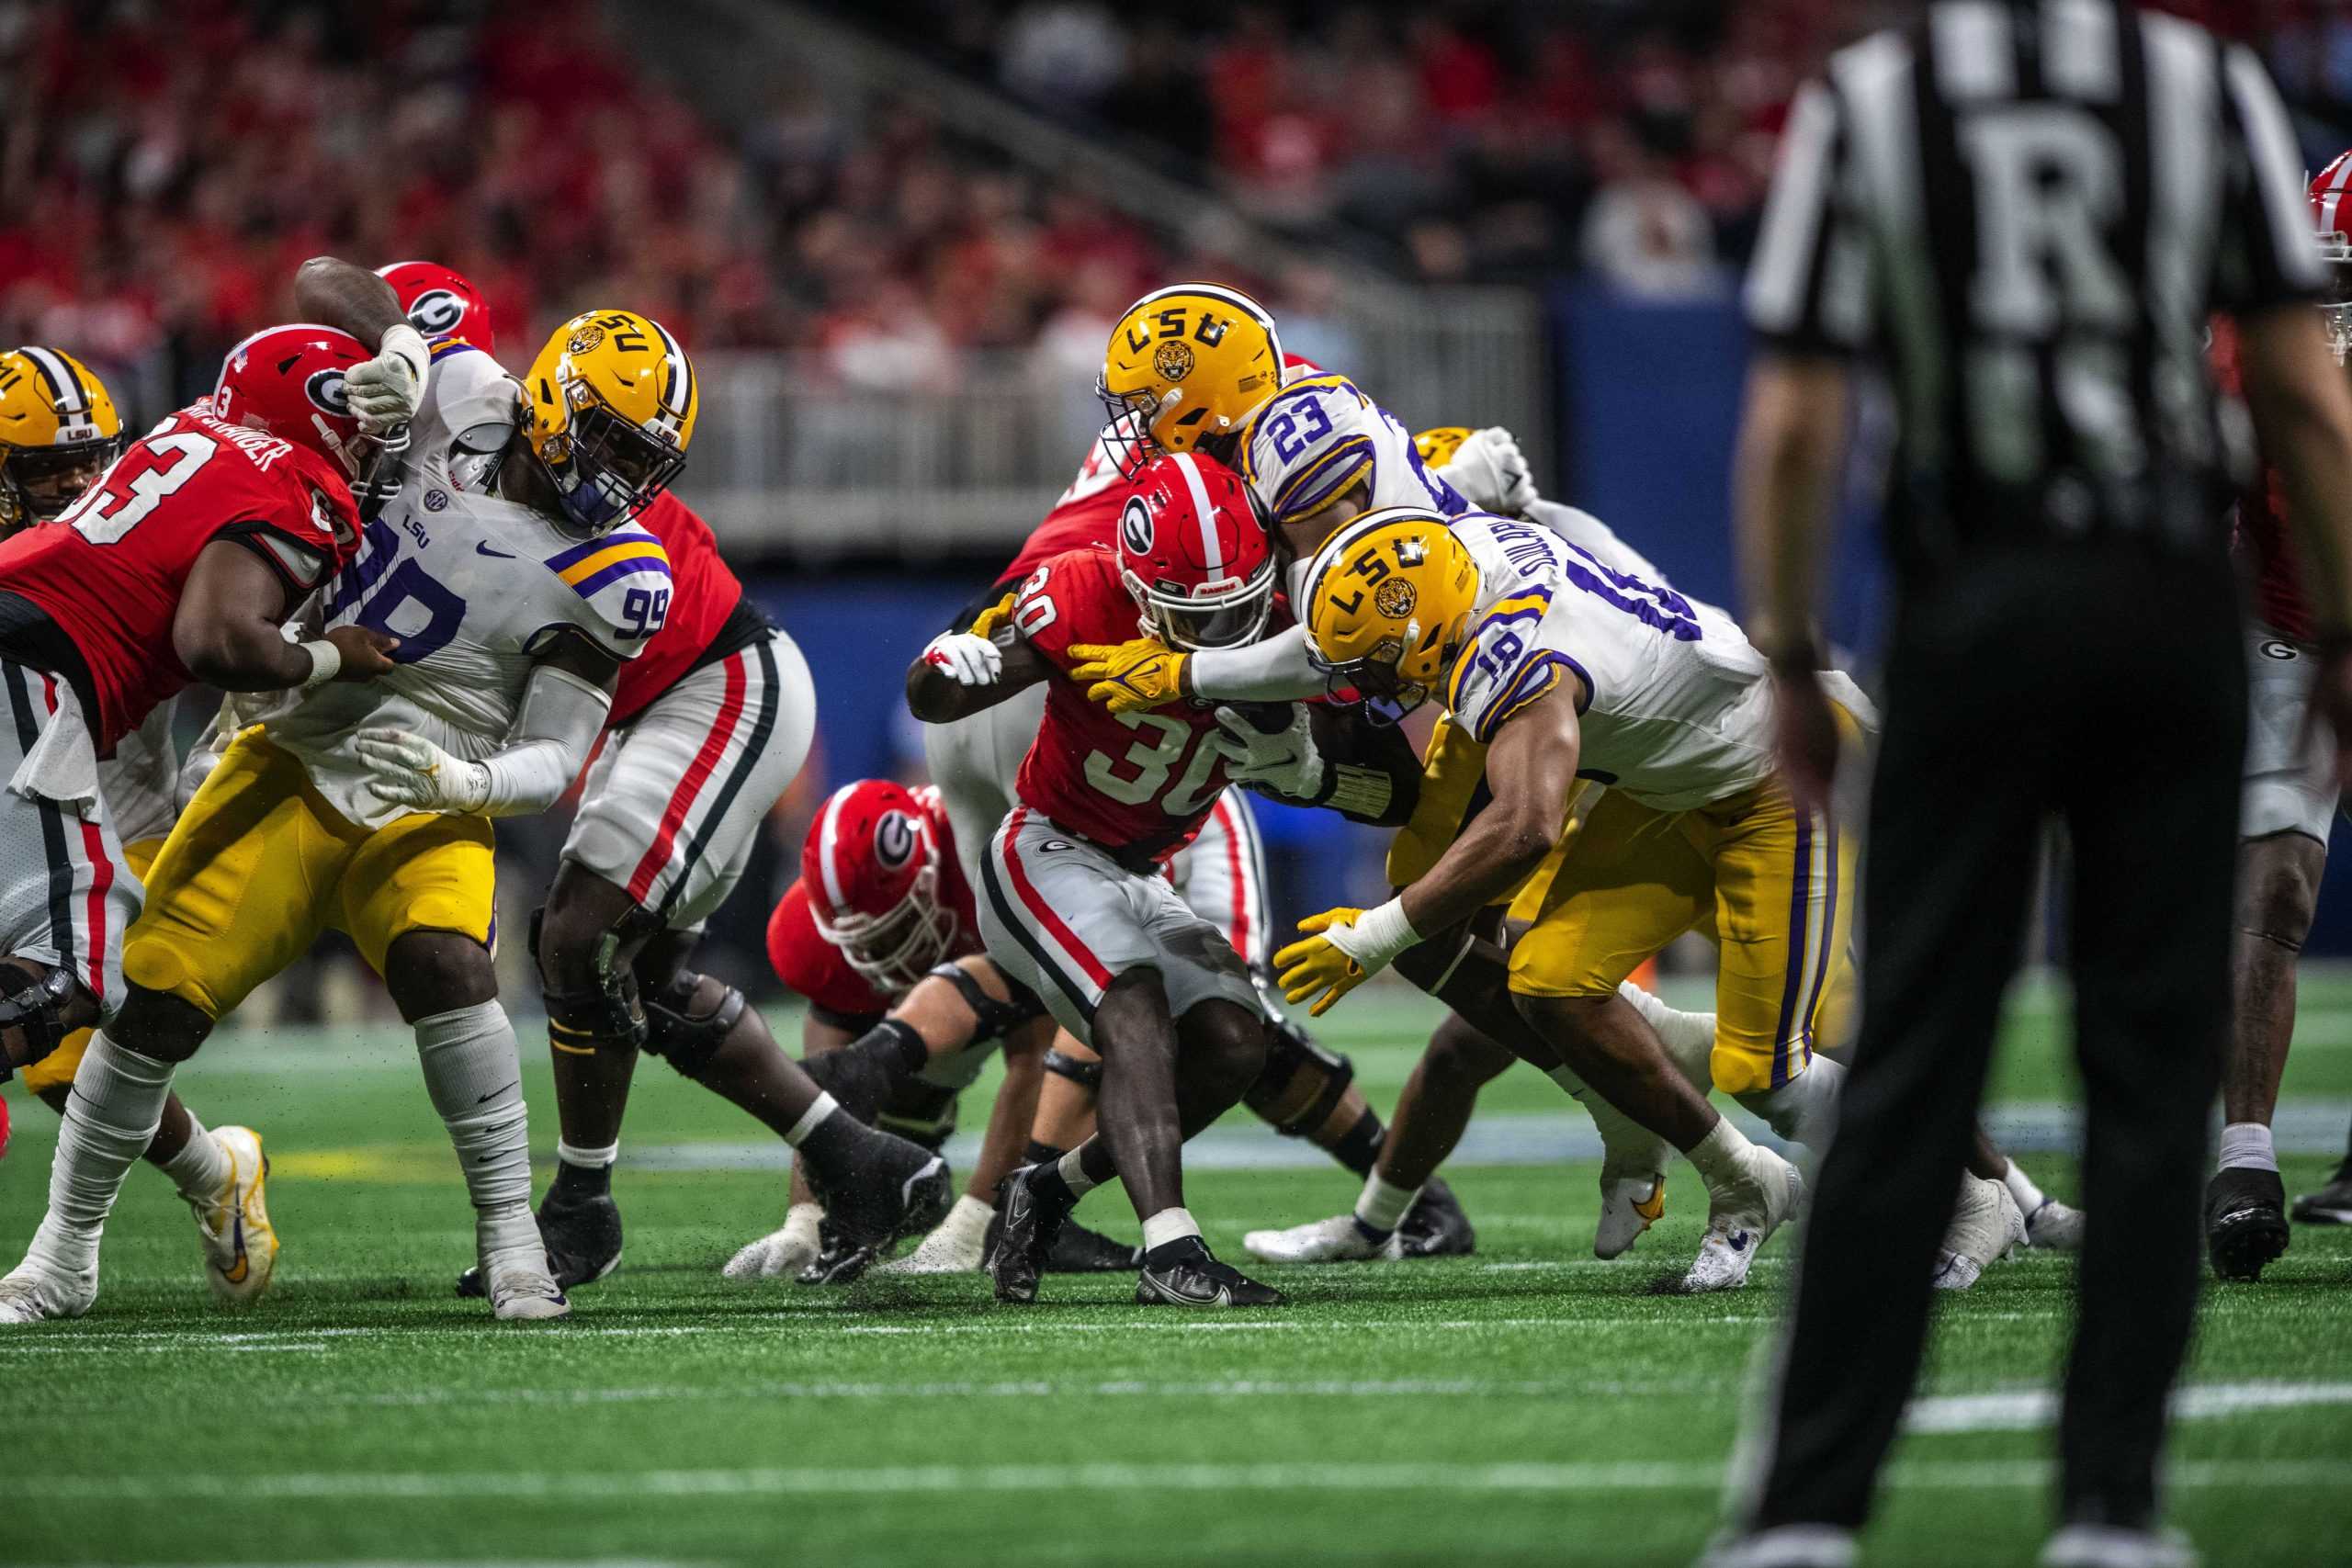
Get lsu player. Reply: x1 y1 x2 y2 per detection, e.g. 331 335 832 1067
335 260 827 1296
728 779 1143 1280
0 325 394 1323
910 454 1415 1306
0 345 291 1301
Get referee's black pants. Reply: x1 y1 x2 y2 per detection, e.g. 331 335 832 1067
1748 545 2245 1532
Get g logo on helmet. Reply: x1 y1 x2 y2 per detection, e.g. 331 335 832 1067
408 288 467 335
304 368 352 417
1154 340 1195 382
1120 495 1155 556
1375 577 1419 618
874 811 918 872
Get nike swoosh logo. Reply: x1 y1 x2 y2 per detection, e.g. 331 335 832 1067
478 1081 518 1103
475 542 516 558
220 1211 249 1284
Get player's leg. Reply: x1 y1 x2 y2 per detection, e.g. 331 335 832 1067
6 730 318 1321
1007 1035 1146 1273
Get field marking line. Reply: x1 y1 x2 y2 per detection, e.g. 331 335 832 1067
1907 1381 2352 1434
31 1458 2352 1503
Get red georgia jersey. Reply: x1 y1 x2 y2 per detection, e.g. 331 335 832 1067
0 403 360 750
1011 546 1242 860
612 491 747 726
2211 317 2313 641
766 788 979 1017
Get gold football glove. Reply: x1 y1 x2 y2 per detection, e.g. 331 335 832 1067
1273 908 1372 1018
968 590 1016 641
1069 637 1189 714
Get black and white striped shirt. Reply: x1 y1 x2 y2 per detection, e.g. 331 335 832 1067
1747 0 2323 567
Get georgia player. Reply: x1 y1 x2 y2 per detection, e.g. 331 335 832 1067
0 324 397 1323
726 780 1142 1280
319 258 828 1297
910 453 1415 1307
2204 152 2352 1267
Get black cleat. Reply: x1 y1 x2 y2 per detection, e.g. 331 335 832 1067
800 1048 890 1126
983 1201 1136 1274
454 1182 624 1298
986 1165 1067 1303
796 1219 874 1286
2292 1156 2352 1225
805 1124 953 1270
2206 1166 2290 1280
1135 1243 1287 1308
1396 1176 1476 1258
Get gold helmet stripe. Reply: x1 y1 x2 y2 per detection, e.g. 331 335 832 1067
647 316 693 438
18 344 86 419
1129 282 1285 370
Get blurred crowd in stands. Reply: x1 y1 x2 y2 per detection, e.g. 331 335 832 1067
3 0 2346 417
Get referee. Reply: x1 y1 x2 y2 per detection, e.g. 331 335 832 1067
1713 5 2352 1566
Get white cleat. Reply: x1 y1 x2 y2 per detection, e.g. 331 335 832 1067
1698 1524 1859 1568
2024 1195 2086 1251
873 1195 992 1276
1242 1213 1399 1264
482 1250 571 1321
1681 1147 1804 1293
723 1202 822 1281
1933 1174 2025 1291
185 1125 278 1304
2038 1525 2199 1568
1595 1172 1669 1259
0 1258 97 1324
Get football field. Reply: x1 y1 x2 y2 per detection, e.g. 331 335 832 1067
7 975 2351 1567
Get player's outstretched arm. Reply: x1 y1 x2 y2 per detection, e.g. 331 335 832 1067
175 541 396 692
353 636 616 817
906 635 1048 723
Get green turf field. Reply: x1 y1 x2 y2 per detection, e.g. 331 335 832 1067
7 973 2351 1566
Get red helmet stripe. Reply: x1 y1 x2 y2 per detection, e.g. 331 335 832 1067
1172 452 1223 575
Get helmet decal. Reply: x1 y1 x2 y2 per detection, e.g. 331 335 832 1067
304 368 351 417
1119 494 1155 556
1375 576 1419 617
406 288 467 335
568 320 606 355
874 811 918 871
1154 341 1194 382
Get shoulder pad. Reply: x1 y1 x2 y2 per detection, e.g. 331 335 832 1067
542 528 673 656
421 350 520 457
1241 376 1380 526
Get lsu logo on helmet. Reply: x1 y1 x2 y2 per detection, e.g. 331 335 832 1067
1299 506 1480 725
524 309 695 537
1099 283 1284 477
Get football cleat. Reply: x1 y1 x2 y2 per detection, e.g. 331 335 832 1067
2038 1524 2199 1568
456 1179 623 1298
804 1125 952 1265
1396 1176 1476 1258
2290 1156 2352 1225
2205 1167 2290 1280
1242 1212 1396 1264
871 1224 984 1275
797 1219 879 1286
0 1258 97 1324
1135 1243 1287 1308
184 1125 279 1304
1595 1172 1669 1260
479 1235 571 1323
2024 1195 2086 1250
985 1165 1067 1303
1676 1147 1804 1293
1932 1174 2026 1291
1696 1524 1859 1568
980 1204 1139 1273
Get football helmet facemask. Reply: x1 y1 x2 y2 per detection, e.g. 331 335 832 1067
1298 506 1480 725
1117 452 1276 650
524 310 695 537
804 781 957 998
0 346 124 532
2312 152 2352 364
1098 284 1284 479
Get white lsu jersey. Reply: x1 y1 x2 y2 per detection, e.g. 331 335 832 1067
260 345 672 828
97 698 178 847
1238 373 1467 531
1443 512 1869 812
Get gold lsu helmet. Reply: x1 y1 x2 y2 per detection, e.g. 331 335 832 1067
0 346 123 532
1099 283 1284 478
1412 427 1473 470
1298 505 1481 724
525 309 696 536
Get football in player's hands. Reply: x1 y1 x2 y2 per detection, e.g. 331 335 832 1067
326 624 401 681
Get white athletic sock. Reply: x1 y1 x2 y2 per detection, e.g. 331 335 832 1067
1057 1146 1102 1199
557 1139 618 1170
413 1002 532 1232
34 1032 178 1271
784 1093 838 1146
157 1109 232 1199
2001 1159 2048 1215
2219 1121 2279 1174
1544 1063 1589 1097
1616 981 1717 1089
1736 1055 1846 1153
1141 1207 1201 1252
1682 1116 1757 1191
1353 1172 1420 1236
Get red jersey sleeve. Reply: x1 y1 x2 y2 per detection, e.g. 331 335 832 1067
1010 547 1137 674
766 882 889 1022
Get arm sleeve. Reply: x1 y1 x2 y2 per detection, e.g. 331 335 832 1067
474 662 613 817
1744 79 1875 355
2214 43 2327 313
1184 623 1325 702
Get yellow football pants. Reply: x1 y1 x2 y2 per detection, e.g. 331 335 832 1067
1387 714 1594 909
19 836 164 1097
121 731 495 1021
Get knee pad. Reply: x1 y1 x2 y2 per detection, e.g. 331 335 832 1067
641 969 745 1079
1244 1016 1356 1136
531 904 646 1054
1042 1047 1102 1091
928 962 1046 1046
0 960 80 1078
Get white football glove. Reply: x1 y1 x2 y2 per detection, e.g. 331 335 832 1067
921 631 1002 686
1213 705 1325 798
723 1202 824 1281
353 727 491 813
345 323 431 434
1435 426 1539 515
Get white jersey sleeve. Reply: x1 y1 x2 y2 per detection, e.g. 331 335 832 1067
1237 374 1467 530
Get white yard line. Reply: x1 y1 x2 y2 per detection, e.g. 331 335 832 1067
1907 1381 2352 1434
